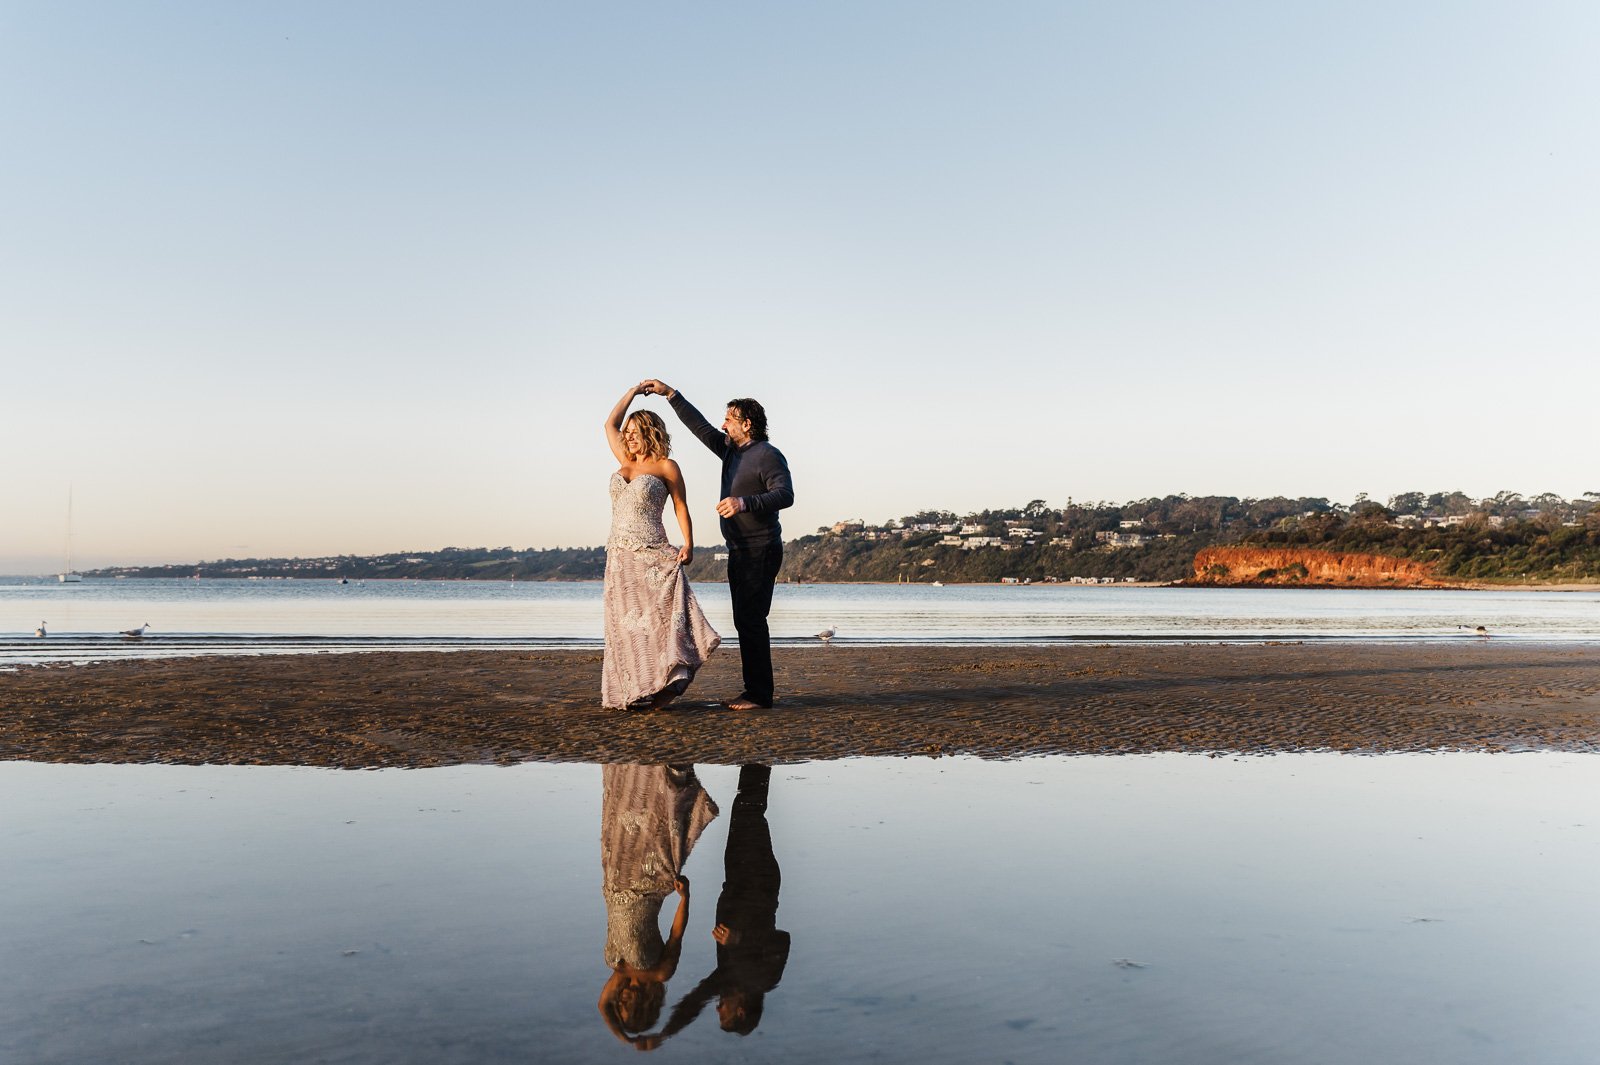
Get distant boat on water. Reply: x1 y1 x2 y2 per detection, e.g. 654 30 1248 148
58 489 83 583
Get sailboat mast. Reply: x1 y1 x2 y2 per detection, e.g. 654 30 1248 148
59 488 83 582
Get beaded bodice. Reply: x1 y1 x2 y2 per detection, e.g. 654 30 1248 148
608 472 670 551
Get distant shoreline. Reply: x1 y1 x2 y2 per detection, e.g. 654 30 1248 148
22 574 1600 592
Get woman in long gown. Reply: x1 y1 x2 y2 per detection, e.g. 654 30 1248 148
602 383 721 709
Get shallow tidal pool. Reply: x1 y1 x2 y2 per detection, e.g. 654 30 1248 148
2 753 1596 1064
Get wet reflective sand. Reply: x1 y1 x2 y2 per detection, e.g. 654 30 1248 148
3 754 1595 1064
4 643 1599 765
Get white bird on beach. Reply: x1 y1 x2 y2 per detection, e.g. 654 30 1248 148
121 623 151 638
815 626 837 643
35 620 46 638
1475 625 1490 639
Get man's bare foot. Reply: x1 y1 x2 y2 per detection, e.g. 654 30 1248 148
722 696 767 712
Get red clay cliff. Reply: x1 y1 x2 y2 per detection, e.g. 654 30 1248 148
1191 546 1449 588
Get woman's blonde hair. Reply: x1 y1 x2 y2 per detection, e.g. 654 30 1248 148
624 411 671 459
614 980 667 1033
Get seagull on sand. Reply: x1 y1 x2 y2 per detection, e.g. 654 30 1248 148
815 626 837 643
35 621 46 638
121 623 151 638
1475 625 1490 639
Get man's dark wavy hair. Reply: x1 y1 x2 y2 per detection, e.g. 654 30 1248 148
727 398 768 441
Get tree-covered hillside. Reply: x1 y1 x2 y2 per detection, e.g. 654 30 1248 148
86 490 1600 584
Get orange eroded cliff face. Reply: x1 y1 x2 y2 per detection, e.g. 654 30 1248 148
1191 546 1448 588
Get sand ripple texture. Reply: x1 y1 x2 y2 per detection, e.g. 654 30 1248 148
3 644 1598 767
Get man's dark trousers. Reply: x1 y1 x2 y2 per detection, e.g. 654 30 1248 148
728 540 782 707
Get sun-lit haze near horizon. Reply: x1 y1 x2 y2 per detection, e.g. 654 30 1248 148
4 3 1597 574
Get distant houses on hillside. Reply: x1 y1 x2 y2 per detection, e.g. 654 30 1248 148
814 494 1593 557
830 514 1178 551
1095 531 1151 548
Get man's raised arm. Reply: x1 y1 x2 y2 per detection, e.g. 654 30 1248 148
642 379 727 458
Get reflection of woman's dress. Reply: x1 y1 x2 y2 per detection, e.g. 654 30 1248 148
601 764 719 968
602 472 720 709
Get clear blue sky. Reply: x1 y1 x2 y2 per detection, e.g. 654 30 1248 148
5 2 1597 572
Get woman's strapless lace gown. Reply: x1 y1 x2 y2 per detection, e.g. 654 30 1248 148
602 472 721 709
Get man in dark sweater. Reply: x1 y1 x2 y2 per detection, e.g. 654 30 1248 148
641 379 793 710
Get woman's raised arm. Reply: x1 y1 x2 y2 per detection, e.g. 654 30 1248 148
604 384 645 465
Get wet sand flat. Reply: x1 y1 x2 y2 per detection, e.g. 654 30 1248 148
3 643 1598 766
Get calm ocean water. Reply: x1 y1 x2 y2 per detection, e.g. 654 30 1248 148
3 577 1598 664
4 754 1596 1064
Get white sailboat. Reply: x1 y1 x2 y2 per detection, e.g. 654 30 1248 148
58 489 83 583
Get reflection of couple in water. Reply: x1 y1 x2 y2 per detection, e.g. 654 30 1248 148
597 764 789 1050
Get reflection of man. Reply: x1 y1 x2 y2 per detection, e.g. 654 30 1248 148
642 380 794 711
643 765 790 1046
